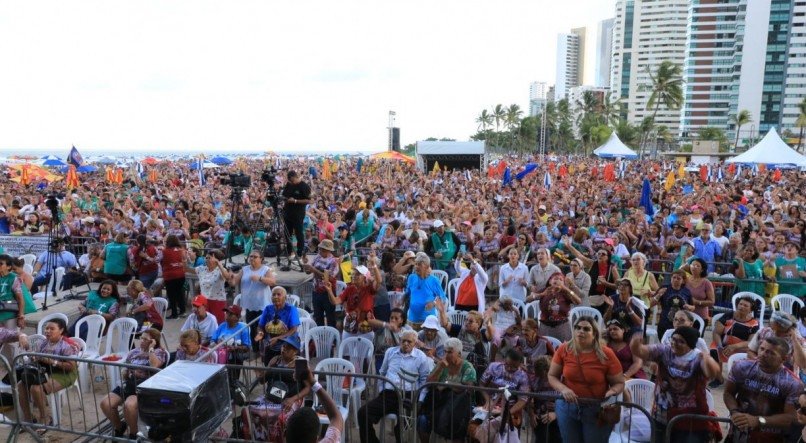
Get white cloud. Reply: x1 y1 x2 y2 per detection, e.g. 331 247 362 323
0 0 616 154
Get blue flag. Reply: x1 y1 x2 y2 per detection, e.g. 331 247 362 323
543 171 552 190
356 157 363 173
67 146 84 167
502 167 512 187
198 158 206 185
640 178 655 218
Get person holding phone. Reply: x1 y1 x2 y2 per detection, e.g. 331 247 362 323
284 362 344 443
453 252 488 311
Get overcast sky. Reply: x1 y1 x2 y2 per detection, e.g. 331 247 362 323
0 0 615 154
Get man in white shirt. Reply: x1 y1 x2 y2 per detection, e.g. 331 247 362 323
357 330 432 443
180 295 218 346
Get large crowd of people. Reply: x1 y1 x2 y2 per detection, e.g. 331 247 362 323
0 154 805 442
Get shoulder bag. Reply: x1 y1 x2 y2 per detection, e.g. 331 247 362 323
574 352 620 427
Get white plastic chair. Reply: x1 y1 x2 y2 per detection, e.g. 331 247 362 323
37 313 69 335
509 298 526 318
446 278 460 310
98 317 138 389
23 263 33 275
545 336 562 349
152 297 169 321
20 253 37 268
689 311 706 337
49 337 85 426
448 310 468 327
569 306 604 329
33 267 65 300
297 307 312 319
732 292 766 327
524 300 541 320
771 294 804 316
297 318 318 347
631 297 649 331
314 358 355 441
74 314 107 392
304 326 341 363
710 313 725 333
338 337 375 425
430 269 449 293
287 294 301 307
727 352 748 374
232 294 248 322
616 379 655 439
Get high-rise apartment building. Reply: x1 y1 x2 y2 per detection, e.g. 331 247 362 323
556 20 615 99
529 81 549 116
611 0 688 134
596 18 616 88
556 32 582 99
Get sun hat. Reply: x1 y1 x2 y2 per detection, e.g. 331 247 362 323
318 239 335 251
422 315 441 330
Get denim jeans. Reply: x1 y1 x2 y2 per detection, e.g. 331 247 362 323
555 399 613 443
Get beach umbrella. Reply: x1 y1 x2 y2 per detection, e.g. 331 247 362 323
41 155 60 161
369 151 415 163
640 178 655 218
142 157 158 165
210 156 232 165
66 165 79 190
514 163 538 181
42 158 67 167
77 165 98 173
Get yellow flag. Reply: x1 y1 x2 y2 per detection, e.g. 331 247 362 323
432 161 440 173
665 170 676 191
677 163 685 179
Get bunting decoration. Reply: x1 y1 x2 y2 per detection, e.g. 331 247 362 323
65 165 79 190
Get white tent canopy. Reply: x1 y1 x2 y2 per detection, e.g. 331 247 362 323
593 132 638 159
726 127 806 167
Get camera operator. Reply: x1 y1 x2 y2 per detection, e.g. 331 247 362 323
281 170 311 259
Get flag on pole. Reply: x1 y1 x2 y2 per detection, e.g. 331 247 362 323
677 163 685 179
618 160 626 179
640 178 655 218
114 168 123 185
67 145 84 167
432 161 441 174
198 157 206 185
543 171 552 190
502 167 512 187
734 164 742 180
20 164 31 186
717 165 724 182
136 162 144 176
664 170 675 191
66 165 79 190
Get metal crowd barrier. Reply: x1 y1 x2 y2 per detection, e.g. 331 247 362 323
8 351 161 442
665 413 733 443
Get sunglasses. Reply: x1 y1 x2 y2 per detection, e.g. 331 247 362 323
574 325 592 332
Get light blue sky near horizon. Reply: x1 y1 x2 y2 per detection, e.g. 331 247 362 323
0 0 616 154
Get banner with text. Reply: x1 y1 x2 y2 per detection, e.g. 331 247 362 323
0 235 50 257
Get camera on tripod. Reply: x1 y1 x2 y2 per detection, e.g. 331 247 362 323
220 173 251 188
261 167 278 187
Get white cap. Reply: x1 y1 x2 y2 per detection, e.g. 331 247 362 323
422 315 440 330
538 205 546 210
0 206 5 212
433 220 444 228
355 265 370 276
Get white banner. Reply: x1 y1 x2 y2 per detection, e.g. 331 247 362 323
0 235 50 257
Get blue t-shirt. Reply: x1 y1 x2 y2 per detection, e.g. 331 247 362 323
404 273 446 323
258 304 301 350
212 321 252 347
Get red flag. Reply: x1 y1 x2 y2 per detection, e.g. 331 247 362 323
497 161 508 177
727 163 736 175
548 162 556 173
773 168 782 182
591 166 598 178
558 164 568 178
603 164 616 182
487 164 495 178
699 165 708 182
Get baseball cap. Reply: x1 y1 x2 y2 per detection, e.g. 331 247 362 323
279 335 301 350
433 220 444 228
192 295 208 307
355 265 370 276
538 205 546 211
358 202 367 209
224 305 243 317
462 220 472 227
403 251 416 259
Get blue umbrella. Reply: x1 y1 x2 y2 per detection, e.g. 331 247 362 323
514 163 538 181
640 178 655 218
210 156 232 165
77 165 98 173
42 158 67 166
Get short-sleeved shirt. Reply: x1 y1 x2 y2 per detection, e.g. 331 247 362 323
747 327 806 371
404 273 446 323
517 336 555 369
180 313 219 344
775 256 805 297
258 303 300 350
212 321 252 347
480 361 530 404
609 295 645 333
657 286 691 330
552 343 621 399
727 359 803 440
646 345 709 428
718 312 760 343
310 255 339 293
196 266 227 301
125 347 169 380
433 359 477 384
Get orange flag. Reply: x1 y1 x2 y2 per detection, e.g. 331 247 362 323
603 164 615 182
758 164 766 173
727 163 736 176
591 166 598 178
773 168 781 182
115 168 124 185
148 169 158 183
558 164 568 178
66 165 79 189
105 167 113 183
20 164 31 186
699 165 708 182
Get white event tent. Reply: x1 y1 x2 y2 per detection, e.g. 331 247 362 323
726 128 806 167
593 132 638 159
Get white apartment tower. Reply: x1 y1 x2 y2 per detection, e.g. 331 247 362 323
556 32 582 99
610 0 688 134
529 81 549 116
596 18 616 88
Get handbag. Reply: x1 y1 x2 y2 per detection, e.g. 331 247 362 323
574 353 621 427
16 363 48 386
0 300 20 313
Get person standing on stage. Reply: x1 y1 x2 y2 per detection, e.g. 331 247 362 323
281 170 312 260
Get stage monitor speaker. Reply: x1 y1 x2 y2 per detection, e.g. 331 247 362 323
392 127 400 151
138 361 231 442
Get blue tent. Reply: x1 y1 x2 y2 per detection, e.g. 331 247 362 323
210 156 232 165
77 165 98 173
42 158 67 166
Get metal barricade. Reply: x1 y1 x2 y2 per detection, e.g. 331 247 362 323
665 413 733 442
9 351 161 441
0 353 21 435
412 383 655 443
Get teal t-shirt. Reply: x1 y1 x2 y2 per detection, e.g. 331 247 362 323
85 290 119 313
775 256 805 297
103 242 130 275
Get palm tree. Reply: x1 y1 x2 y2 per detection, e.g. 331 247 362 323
505 104 523 132
644 61 684 157
492 104 506 133
601 95 623 126
797 97 806 152
729 109 752 151
615 120 640 148
476 109 493 132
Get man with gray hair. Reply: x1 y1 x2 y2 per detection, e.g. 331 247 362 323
358 329 432 443
404 252 447 330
